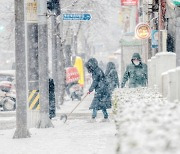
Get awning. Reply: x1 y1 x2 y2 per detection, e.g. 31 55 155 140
167 0 180 9
173 0 180 6
120 39 142 46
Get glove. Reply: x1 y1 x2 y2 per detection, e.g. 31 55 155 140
87 91 91 95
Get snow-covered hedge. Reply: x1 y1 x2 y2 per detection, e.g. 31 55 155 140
113 88 180 154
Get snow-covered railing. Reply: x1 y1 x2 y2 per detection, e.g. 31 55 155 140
162 67 180 102
148 52 180 102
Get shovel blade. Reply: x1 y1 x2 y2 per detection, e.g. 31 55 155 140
60 114 68 123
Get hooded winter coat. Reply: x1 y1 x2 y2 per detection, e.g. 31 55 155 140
105 62 119 92
85 58 111 110
121 53 148 88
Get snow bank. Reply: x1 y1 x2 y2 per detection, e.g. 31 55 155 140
114 88 180 154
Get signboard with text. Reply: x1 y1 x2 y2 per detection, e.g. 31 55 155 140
121 0 138 6
63 14 91 21
65 67 80 84
26 0 38 23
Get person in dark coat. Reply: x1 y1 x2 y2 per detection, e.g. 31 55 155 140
121 53 148 88
99 60 106 72
49 78 56 119
85 58 111 121
105 62 119 93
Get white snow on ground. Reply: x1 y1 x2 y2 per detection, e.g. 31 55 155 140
114 88 180 154
0 117 15 130
0 93 116 154
0 119 116 154
60 93 93 114
0 117 15 121
3 86 180 154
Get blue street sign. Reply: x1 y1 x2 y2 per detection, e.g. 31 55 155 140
63 14 91 21
151 30 158 49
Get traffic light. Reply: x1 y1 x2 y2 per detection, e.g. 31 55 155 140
47 0 60 16
47 0 53 11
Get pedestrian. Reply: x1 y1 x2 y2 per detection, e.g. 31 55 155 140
66 81 82 101
49 78 56 119
121 53 148 88
99 60 105 72
85 58 111 122
105 62 119 93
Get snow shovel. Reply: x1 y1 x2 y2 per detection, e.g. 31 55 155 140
60 93 89 123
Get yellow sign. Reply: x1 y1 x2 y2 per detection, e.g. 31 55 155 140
135 23 151 39
26 0 38 23
74 56 85 87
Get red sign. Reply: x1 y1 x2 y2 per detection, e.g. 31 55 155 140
121 0 137 6
65 67 80 84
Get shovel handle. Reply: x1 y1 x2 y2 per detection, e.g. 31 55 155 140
67 93 89 117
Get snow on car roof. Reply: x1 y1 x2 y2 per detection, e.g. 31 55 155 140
0 70 15 76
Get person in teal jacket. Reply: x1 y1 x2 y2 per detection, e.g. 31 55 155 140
121 53 148 88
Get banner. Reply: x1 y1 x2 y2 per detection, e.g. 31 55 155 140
65 67 80 84
151 30 158 49
121 0 138 6
26 0 38 23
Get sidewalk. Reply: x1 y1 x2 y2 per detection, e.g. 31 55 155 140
0 93 117 154
59 92 113 119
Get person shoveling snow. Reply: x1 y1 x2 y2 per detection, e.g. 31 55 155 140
85 58 111 122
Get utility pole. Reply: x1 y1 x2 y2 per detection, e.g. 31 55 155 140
74 35 78 55
175 10 180 66
37 0 53 128
54 0 66 105
57 15 66 105
26 0 39 128
120 41 124 80
26 0 39 97
13 0 30 138
51 11 59 108
158 0 163 52
65 44 72 67
47 0 61 107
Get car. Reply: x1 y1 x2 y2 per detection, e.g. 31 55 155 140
0 70 15 82
0 70 16 111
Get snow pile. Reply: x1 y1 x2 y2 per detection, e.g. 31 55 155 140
113 88 180 154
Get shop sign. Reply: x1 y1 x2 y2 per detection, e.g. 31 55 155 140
151 30 158 48
121 0 138 6
135 23 151 39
